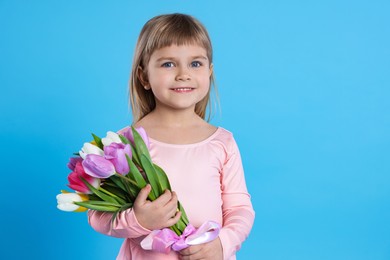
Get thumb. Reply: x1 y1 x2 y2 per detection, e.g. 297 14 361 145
135 184 151 205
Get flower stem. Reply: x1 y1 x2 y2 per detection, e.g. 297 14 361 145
170 224 181 236
115 173 139 187
99 187 126 204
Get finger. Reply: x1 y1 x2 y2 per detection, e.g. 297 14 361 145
167 206 179 219
134 184 151 206
154 189 172 205
162 191 179 216
179 244 201 256
171 191 179 203
165 191 179 209
166 210 182 227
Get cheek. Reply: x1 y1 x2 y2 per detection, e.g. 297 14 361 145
200 75 211 88
149 72 170 86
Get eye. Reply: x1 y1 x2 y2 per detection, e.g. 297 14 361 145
161 62 174 68
190 61 202 68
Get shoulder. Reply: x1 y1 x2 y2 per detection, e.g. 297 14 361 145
210 127 240 154
213 127 235 143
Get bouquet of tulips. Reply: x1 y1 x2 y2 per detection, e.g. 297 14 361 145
57 126 220 253
56 127 188 235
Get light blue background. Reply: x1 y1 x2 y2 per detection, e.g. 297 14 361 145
1 0 389 259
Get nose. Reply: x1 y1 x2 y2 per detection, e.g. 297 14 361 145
175 65 191 81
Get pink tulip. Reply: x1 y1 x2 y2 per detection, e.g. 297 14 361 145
82 154 116 178
104 143 132 175
123 127 150 148
67 161 100 194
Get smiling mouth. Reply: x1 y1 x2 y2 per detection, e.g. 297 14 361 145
171 87 194 93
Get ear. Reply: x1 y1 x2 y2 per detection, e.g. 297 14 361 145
137 66 150 90
209 63 214 78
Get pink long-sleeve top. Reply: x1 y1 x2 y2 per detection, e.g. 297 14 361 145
88 127 255 259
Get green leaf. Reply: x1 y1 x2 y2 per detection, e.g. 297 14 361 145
113 173 140 201
140 154 162 198
107 175 127 192
130 143 140 166
170 201 190 234
126 155 147 186
132 126 151 161
88 193 100 201
99 187 127 205
127 155 156 200
110 203 134 223
118 134 130 144
78 200 121 206
115 171 140 188
118 202 133 211
80 177 121 205
174 220 186 235
153 164 171 191
126 154 157 200
74 201 119 212
178 201 189 225
101 184 127 201
92 133 103 149
123 180 140 201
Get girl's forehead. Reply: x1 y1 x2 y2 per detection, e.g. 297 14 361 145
151 44 208 57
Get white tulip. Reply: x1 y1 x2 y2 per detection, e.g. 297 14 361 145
79 142 104 159
102 131 122 146
56 193 87 212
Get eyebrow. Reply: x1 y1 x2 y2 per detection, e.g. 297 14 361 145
155 55 209 62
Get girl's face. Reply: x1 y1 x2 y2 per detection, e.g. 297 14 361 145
144 44 212 113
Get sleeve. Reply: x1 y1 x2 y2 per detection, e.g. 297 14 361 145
218 135 255 259
87 208 151 238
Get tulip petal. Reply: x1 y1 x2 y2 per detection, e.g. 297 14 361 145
136 127 150 148
122 126 150 148
104 143 131 175
79 143 104 159
56 193 87 212
82 154 116 178
102 131 122 146
67 161 100 194
67 157 83 171
57 203 79 212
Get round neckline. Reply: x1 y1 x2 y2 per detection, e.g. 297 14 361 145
148 127 222 148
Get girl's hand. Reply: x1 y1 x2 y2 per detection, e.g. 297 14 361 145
133 184 182 230
179 238 223 260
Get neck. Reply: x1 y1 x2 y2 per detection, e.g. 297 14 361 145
134 104 214 145
149 107 202 128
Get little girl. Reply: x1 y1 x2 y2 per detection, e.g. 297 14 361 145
88 13 255 260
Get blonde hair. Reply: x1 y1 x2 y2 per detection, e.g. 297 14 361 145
129 13 217 123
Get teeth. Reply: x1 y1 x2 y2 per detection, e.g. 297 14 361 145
174 88 192 91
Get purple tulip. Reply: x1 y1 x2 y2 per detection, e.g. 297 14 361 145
123 127 150 148
82 154 116 178
67 157 83 171
104 142 132 175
